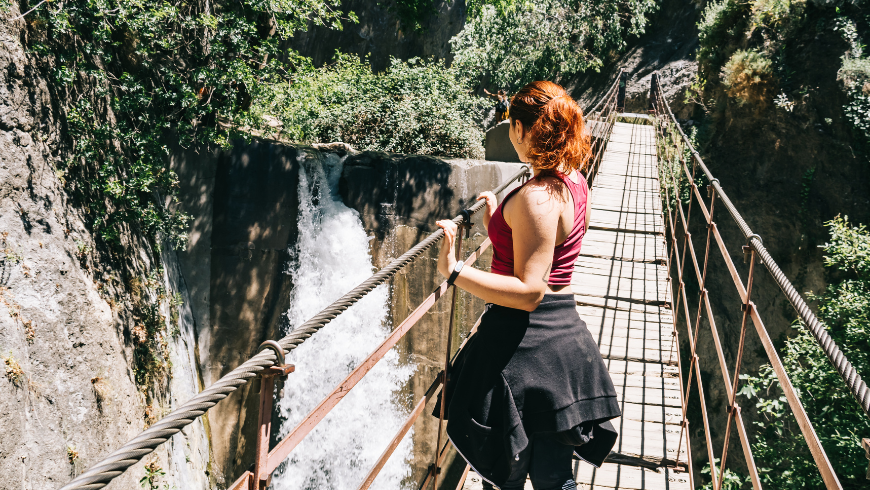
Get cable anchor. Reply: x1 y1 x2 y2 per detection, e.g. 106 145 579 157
743 234 762 263
706 178 720 199
459 209 474 238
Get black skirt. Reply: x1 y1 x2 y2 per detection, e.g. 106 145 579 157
434 295 621 487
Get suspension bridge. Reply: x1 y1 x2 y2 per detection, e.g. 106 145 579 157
58 74 869 490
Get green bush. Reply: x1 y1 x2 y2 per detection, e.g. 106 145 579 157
741 216 870 489
721 49 777 105
259 54 487 158
749 0 805 36
450 0 657 90
26 0 348 249
836 19 870 143
697 0 748 69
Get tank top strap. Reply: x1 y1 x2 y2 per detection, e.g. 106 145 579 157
551 170 587 215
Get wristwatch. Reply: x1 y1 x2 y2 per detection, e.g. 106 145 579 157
447 260 465 286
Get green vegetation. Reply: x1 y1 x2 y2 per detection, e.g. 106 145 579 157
23 0 348 249
383 0 437 31
721 50 776 106
451 0 657 90
739 217 870 488
140 460 165 489
837 19 870 142
257 54 487 158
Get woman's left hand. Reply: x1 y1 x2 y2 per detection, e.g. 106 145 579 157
436 219 458 278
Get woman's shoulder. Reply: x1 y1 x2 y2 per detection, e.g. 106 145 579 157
508 176 567 215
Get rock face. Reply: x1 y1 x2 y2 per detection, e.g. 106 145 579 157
568 0 701 119
284 0 467 71
485 121 521 162
0 17 210 490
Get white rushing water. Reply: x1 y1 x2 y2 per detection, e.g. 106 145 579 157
271 153 414 490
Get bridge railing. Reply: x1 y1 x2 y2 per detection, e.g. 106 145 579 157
59 75 622 490
650 73 869 490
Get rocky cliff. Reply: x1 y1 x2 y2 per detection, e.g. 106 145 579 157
0 15 211 490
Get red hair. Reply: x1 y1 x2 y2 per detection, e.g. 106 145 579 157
510 81 590 174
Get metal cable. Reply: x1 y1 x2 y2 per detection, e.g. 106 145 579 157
653 74 870 419
60 166 531 490
585 70 622 116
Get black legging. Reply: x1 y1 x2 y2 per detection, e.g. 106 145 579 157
480 435 577 490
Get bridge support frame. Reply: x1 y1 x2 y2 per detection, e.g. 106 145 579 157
228 363 295 490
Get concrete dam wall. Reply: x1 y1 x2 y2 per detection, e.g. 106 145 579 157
170 140 523 487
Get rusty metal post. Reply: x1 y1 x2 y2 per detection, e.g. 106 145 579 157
250 341 295 490
715 246 757 490
649 72 659 112
617 70 628 111
432 221 468 490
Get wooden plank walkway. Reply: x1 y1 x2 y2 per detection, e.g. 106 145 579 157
462 119 691 490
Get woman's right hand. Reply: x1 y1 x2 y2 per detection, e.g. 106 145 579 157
477 191 497 231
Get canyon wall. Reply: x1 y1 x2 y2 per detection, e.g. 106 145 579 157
0 16 211 490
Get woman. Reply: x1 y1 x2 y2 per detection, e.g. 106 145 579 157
435 81 620 490
484 88 510 122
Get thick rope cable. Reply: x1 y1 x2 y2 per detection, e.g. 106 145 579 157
652 74 870 419
60 166 531 490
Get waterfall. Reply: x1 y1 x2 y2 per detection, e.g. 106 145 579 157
272 153 415 489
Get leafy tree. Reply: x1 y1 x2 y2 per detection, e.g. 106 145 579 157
450 0 657 90
20 0 351 248
740 216 870 489
258 53 487 158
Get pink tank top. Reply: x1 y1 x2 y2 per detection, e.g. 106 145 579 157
488 171 588 286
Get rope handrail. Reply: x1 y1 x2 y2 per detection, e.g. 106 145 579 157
650 72 861 489
651 74 870 419
59 72 624 490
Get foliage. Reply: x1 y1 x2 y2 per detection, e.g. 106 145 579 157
697 0 748 69
140 461 165 489
449 0 658 90
836 19 870 142
258 54 487 158
750 0 806 37
381 0 437 31
131 268 174 389
3 354 25 387
740 216 870 489
700 459 750 490
25 0 350 249
721 50 777 105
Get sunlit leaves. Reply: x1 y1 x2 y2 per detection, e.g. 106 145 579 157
256 53 487 157
32 0 353 248
451 0 657 90
740 217 870 488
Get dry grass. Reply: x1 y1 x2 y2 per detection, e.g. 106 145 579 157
67 445 79 465
721 49 777 105
91 376 111 411
4 355 24 387
131 324 148 344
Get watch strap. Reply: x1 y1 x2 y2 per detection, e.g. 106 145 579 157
447 260 465 286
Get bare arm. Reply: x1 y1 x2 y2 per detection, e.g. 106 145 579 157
477 191 497 232
437 181 560 311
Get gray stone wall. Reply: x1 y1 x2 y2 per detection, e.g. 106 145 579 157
0 17 210 490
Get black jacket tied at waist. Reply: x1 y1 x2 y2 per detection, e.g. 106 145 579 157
433 295 621 487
